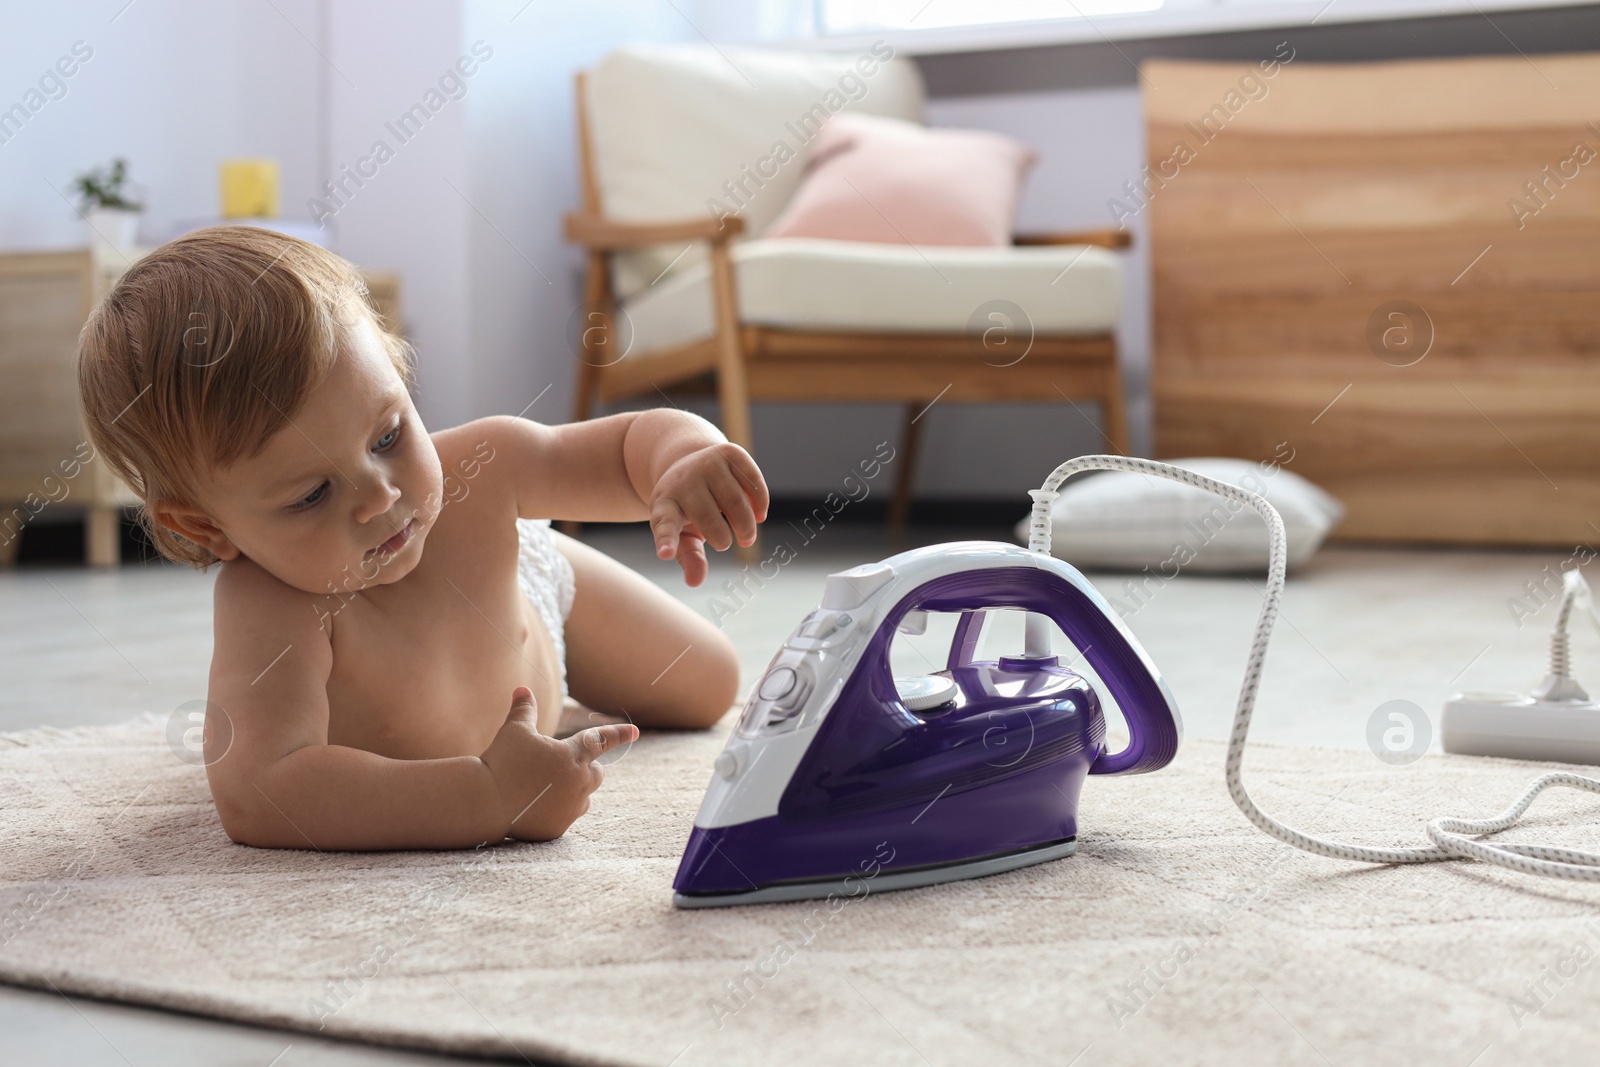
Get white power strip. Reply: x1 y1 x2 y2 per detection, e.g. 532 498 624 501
1442 690 1600 765
1442 565 1600 766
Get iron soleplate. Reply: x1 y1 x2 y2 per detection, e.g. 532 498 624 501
672 837 1076 909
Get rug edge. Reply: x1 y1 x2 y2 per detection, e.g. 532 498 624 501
0 712 164 750
0 967 653 1067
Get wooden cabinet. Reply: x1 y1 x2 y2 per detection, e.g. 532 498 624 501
0 245 401 566
1146 53 1600 546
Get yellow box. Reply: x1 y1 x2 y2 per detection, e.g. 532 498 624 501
220 159 280 219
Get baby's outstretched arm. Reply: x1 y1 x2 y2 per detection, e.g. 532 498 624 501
480 407 769 588
205 563 634 850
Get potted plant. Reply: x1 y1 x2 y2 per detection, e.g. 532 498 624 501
73 158 143 254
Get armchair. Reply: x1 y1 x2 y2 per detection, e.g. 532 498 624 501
563 45 1132 551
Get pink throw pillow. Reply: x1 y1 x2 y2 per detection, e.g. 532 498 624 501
763 112 1036 247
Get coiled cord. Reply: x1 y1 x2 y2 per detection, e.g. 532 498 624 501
1533 569 1591 703
1030 455 1600 881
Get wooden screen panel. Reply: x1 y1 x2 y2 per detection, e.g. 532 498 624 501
1146 53 1600 546
0 251 93 499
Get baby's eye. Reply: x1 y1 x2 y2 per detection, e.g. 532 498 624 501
375 427 400 451
289 481 329 512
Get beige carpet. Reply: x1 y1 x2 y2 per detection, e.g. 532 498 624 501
3 716 1600 1067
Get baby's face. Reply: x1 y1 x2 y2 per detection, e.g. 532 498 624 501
198 316 443 596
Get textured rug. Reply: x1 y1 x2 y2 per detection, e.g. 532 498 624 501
2 715 1600 1067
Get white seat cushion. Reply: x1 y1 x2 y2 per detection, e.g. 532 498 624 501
586 45 926 298
620 238 1122 351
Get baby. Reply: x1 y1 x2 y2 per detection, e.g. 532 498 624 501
77 226 767 850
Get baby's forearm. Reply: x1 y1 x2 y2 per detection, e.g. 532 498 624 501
218 744 508 850
622 408 726 507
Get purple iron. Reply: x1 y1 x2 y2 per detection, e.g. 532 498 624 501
676 452 1600 899
672 539 1181 907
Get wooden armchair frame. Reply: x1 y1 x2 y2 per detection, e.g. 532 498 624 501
563 71 1133 549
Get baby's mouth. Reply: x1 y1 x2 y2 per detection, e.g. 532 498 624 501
366 517 418 561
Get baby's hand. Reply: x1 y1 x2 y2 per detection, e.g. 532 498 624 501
480 687 638 841
649 442 769 587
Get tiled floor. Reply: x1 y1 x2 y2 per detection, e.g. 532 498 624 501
0 520 1583 1065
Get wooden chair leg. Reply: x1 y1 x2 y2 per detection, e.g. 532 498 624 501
572 350 600 425
86 506 121 567
888 401 923 529
558 253 613 541
1102 344 1131 456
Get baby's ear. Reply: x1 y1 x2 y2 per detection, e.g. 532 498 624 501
151 500 241 561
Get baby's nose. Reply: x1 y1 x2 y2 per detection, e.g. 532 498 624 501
355 479 403 523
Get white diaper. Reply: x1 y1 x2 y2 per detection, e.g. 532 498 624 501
514 518 577 699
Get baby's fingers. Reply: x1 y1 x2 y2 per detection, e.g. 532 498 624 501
504 686 538 727
708 467 759 548
651 497 687 560
724 445 770 523
683 487 736 552
675 530 709 588
566 723 639 765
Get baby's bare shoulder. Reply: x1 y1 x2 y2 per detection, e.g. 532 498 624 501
430 416 532 511
432 415 534 464
211 556 333 662
207 558 335 801
213 553 306 611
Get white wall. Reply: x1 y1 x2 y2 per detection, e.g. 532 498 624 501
324 0 474 427
927 86 1152 461
0 0 480 432
460 0 691 427
0 0 322 249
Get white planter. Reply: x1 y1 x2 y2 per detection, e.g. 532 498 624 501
83 208 140 255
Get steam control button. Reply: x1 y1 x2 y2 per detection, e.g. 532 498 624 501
772 664 814 714
758 667 798 701
807 617 840 640
821 563 894 610
896 674 958 712
789 611 861 651
714 750 739 779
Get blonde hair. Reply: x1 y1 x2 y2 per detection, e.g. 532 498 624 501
78 226 415 568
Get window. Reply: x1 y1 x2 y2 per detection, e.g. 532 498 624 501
819 0 1166 35
812 0 1589 50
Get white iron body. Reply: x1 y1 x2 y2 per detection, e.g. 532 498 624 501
691 540 1181 832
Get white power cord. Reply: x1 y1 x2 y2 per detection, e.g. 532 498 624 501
1028 455 1600 882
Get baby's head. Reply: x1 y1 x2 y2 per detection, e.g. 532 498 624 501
79 226 443 594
